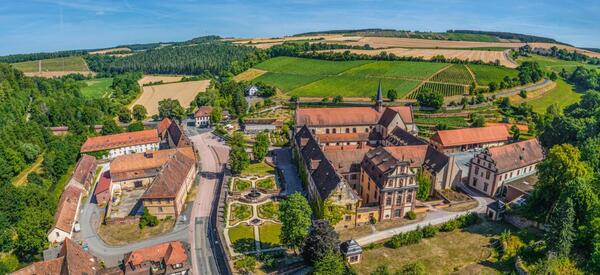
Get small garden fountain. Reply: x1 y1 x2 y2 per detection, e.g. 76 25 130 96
245 188 262 202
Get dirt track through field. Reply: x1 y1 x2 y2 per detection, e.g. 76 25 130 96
133 80 210 116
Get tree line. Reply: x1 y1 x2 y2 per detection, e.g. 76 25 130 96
0 50 88 63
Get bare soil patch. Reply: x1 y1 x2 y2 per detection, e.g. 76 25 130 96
133 80 209 116
325 48 517 68
138 75 184 86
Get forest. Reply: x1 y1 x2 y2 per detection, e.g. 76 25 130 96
85 39 268 76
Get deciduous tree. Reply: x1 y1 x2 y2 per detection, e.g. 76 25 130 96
132 105 147 121
280 193 312 252
301 219 340 264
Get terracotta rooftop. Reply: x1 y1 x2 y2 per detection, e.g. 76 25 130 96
80 129 159 153
431 126 510 147
142 151 196 199
194 106 213 118
13 238 98 275
69 154 96 190
324 148 371 174
53 185 82 233
296 106 413 127
486 122 529 132
487 139 544 173
125 241 188 266
317 132 371 142
110 147 195 182
157 118 173 137
95 171 111 195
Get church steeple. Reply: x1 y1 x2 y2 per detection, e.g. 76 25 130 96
375 80 383 112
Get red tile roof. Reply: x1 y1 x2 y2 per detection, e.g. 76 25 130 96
125 241 188 266
110 147 195 182
431 126 510 148
194 106 213 118
53 185 82 233
384 145 429 168
157 118 173 137
13 239 98 275
95 171 111 195
296 106 413 127
80 129 159 153
487 139 544 173
317 132 370 142
70 154 96 190
142 151 196 199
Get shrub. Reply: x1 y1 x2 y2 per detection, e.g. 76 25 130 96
398 261 426 275
457 213 480 228
439 220 459 232
421 225 438 238
139 207 159 229
519 90 528 98
386 230 423 248
405 211 417 220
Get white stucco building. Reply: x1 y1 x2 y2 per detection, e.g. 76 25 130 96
80 129 160 159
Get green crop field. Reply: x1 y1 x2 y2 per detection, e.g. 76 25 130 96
254 56 371 75
528 79 582 114
288 76 420 98
12 56 89 72
79 78 113 98
517 54 600 73
408 82 466 99
341 61 447 80
245 56 517 98
254 72 324 91
430 65 474 85
468 64 519 86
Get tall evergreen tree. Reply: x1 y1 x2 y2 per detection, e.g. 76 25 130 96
546 197 575 257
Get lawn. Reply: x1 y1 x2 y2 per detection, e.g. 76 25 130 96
258 222 282 248
356 220 514 274
288 75 420 98
97 219 175 246
254 56 371 75
340 61 446 80
468 64 519 86
528 79 582 114
228 225 256 253
12 56 89 72
254 72 324 91
517 54 600 73
258 202 279 221
79 77 113 98
242 162 275 177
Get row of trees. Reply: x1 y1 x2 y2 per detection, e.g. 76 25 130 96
268 41 372 57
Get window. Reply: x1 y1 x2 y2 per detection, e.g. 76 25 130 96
159 207 163 212
365 128 369 133
353 128 357 133
333 129 337 134
386 197 392 206
345 215 351 221
474 166 479 174
134 181 143 188
396 196 402 206
472 178 477 187
395 209 401 217
485 171 490 180
350 255 359 263
351 174 357 180
311 129 315 134
326 129 330 134
483 183 489 192
346 204 353 210
406 193 412 203
346 128 350 133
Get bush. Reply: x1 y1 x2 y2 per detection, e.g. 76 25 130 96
398 261 426 275
519 90 528 98
139 207 159 229
386 230 423 248
421 225 438 238
405 211 417 220
456 213 480 228
439 220 459 232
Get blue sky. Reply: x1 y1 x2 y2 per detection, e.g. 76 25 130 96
0 0 598 55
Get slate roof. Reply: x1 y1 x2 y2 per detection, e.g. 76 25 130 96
431 126 509 148
80 129 159 153
340 240 363 256
167 121 192 148
387 127 427 146
487 139 544 173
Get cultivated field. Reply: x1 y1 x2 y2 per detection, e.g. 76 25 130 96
79 77 113 98
133 80 210 116
468 64 519 85
324 48 517 68
244 57 518 99
233 68 267 81
89 47 132 55
12 56 92 77
138 75 184 86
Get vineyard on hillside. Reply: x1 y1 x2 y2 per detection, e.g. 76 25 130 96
430 64 474 85
407 82 467 99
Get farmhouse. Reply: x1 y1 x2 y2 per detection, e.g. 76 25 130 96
13 238 99 275
467 139 544 197
194 106 212 127
80 129 160 159
296 84 416 148
122 241 190 274
430 125 510 154
48 185 83 243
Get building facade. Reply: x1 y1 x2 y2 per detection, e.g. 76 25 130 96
48 185 83 243
194 106 212 128
467 139 544 197
80 129 160 159
430 125 510 154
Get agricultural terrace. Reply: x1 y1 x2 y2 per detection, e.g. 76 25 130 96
132 80 210 116
12 56 89 72
247 57 516 99
79 77 113 98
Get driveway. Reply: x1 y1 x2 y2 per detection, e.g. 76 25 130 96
273 148 304 196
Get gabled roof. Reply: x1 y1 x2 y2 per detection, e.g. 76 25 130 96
296 106 413 127
142 151 196 199
325 148 372 174
194 106 213 118
387 127 427 146
53 185 82 233
95 171 111 195
316 132 381 143
487 139 544 173
124 241 188 266
69 154 96 189
81 129 159 153
167 121 192 148
157 118 173 137
110 147 195 182
13 239 98 275
431 126 509 147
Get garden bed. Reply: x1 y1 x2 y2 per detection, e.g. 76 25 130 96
258 222 282 249
257 201 280 221
256 177 277 191
233 179 252 192
229 203 252 225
